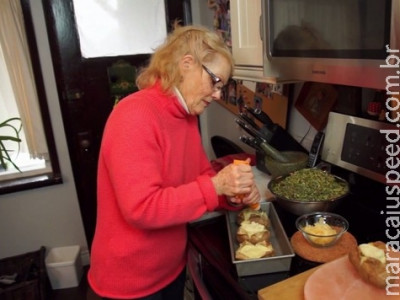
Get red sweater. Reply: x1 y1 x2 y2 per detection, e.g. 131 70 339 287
88 83 234 298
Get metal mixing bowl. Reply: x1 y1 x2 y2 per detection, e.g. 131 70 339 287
267 170 349 216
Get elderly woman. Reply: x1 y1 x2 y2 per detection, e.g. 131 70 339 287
88 25 260 300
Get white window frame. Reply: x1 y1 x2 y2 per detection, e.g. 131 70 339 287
0 0 61 193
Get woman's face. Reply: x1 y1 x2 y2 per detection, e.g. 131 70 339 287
178 54 231 115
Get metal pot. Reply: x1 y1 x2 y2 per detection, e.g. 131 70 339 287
267 172 349 216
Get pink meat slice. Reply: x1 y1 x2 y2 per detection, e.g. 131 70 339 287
304 255 400 300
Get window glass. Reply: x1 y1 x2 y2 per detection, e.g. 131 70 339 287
72 0 167 58
0 0 61 193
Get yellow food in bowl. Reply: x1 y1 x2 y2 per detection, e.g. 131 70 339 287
302 218 337 246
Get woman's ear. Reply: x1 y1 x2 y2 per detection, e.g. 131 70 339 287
180 54 195 72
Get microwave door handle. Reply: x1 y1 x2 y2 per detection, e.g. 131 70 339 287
263 0 273 60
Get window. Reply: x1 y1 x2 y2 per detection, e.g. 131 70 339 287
0 0 61 194
72 0 167 58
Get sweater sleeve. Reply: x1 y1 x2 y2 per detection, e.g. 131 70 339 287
196 175 219 211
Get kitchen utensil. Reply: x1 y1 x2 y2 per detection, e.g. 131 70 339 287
236 118 304 165
235 118 269 143
268 171 349 216
264 151 308 176
240 108 274 141
244 106 275 128
239 135 262 152
243 107 279 142
233 159 260 210
238 112 261 131
259 142 291 163
295 212 349 247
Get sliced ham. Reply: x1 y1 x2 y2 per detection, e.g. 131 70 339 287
304 255 400 300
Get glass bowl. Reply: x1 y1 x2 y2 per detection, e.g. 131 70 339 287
295 212 349 247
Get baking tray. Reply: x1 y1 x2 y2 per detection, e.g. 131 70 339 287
226 202 295 277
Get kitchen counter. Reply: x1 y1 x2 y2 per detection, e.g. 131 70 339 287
258 266 319 300
188 210 319 299
187 166 318 299
188 165 388 299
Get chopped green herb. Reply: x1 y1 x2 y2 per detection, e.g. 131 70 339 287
270 168 348 202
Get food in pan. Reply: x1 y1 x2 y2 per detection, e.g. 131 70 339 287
236 220 270 244
348 241 395 289
235 206 274 260
235 241 274 260
237 208 270 227
270 168 348 202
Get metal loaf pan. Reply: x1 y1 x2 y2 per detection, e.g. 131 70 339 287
226 202 295 277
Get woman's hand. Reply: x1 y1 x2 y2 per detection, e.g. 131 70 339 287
211 158 261 205
228 182 261 206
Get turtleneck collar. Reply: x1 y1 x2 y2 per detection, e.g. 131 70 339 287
173 86 189 114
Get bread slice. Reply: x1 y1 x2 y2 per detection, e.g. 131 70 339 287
237 220 270 244
237 208 270 227
235 241 274 260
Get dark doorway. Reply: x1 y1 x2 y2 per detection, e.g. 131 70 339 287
41 0 189 247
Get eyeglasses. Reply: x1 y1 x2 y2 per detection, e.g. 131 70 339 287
202 65 224 92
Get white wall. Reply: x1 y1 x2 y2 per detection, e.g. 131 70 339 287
0 1 88 264
287 83 318 151
200 102 255 160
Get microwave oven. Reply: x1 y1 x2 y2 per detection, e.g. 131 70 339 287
261 0 399 90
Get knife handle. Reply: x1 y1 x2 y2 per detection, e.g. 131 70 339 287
235 119 267 143
239 112 260 130
240 135 262 151
245 106 275 128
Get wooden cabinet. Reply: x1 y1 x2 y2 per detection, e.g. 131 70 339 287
230 0 263 68
230 0 281 83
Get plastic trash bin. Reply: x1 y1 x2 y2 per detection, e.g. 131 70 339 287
45 245 83 289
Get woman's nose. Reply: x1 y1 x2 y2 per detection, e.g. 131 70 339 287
211 89 222 100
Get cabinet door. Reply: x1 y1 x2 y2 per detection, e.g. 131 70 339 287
230 0 263 67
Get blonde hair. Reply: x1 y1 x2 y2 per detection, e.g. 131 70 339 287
136 24 234 92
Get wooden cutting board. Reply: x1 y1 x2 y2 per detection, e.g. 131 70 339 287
258 266 319 300
258 254 400 300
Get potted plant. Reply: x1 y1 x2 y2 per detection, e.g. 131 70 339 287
0 117 22 172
